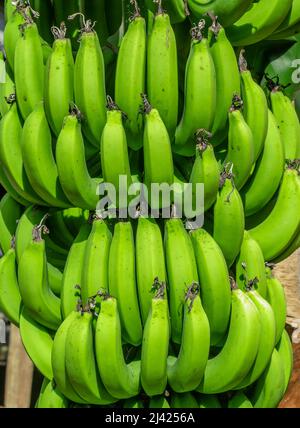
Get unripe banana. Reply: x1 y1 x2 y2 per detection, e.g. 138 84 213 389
123 397 144 408
108 221 142 346
136 216 166 325
44 23 74 137
3 2 26 71
273 231 300 264
147 5 178 138
0 193 21 254
271 0 300 36
236 231 268 299
190 228 231 346
149 396 170 408
74 16 107 148
242 110 285 217
197 394 222 408
115 6 146 150
228 392 253 408
213 171 245 268
248 165 300 261
0 53 15 118
95 296 141 399
0 167 30 207
164 217 199 344
37 379 68 409
276 329 293 394
170 392 199 408
145 0 188 24
167 285 210 393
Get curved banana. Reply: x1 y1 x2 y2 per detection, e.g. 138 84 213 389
74 16 106 148
65 310 117 405
273 231 300 264
164 217 199 344
208 16 240 144
136 216 166 325
189 132 220 213
18 224 62 331
61 223 91 319
213 171 245 268
47 211 75 250
147 4 178 138
142 96 174 209
228 392 253 408
250 348 285 408
108 221 142 346
272 0 300 36
149 396 170 408
115 5 146 150
14 18 44 120
0 247 22 326
81 216 112 307
44 23 74 137
190 228 231 346
56 110 100 210
167 285 210 393
235 290 276 389
242 110 285 217
170 392 199 408
174 22 216 149
52 311 89 404
236 231 268 298
0 101 46 206
226 97 254 191
3 1 26 71
37 379 68 408
268 20 300 40
265 266 287 346
270 88 300 159
248 165 300 261
0 193 21 254
0 166 30 207
226 0 293 46
21 102 70 208
239 52 268 162
19 306 53 380
276 329 293 394
95 296 141 399
197 288 261 394
141 282 170 397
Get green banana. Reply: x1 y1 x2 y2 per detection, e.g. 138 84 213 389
239 51 268 162
226 97 254 191
14 18 44 120
0 52 15 118
0 166 30 207
276 329 293 394
170 392 199 408
19 306 53 380
273 231 300 264
226 0 293 46
37 379 68 408
270 88 300 159
0 247 22 326
190 228 231 346
147 5 178 138
4 0 15 22
141 282 170 397
236 231 268 298
47 211 75 250
21 102 71 208
242 110 285 217
197 394 222 408
123 397 144 408
265 266 287 346
108 221 142 346
45 23 74 137
149 396 170 408
268 20 300 40
73 15 107 148
164 217 199 344
136 216 166 325
145 0 188 24
3 1 26 71
248 165 300 261
167 285 210 393
272 0 300 36
56 110 100 210
95 296 141 399
65 310 117 405
197 288 261 394
61 223 91 319
213 172 245 268
0 193 21 254
115 5 146 150
228 392 253 408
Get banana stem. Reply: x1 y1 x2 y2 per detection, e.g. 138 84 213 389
140 93 152 115
151 278 166 299
184 0 190 17
5 93 16 105
68 12 95 34
229 277 237 291
208 12 222 36
195 128 212 152
32 214 50 242
154 0 163 15
230 94 243 112
68 102 83 121
51 22 67 40
238 49 248 73
130 0 141 19
219 163 236 201
185 282 200 312
190 19 206 41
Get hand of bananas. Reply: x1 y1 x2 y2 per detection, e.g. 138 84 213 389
0 0 300 409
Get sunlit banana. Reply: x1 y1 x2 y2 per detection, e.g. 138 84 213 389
147 3 178 138
44 23 74 137
145 0 188 24
236 231 268 298
228 392 253 408
276 329 293 394
19 306 54 380
242 110 285 217
21 102 71 208
167 284 210 393
136 216 166 325
65 309 117 405
37 379 68 409
164 217 199 344
190 227 231 346
108 221 142 346
272 0 300 36
0 193 21 254
95 296 141 399
248 165 300 261
197 288 260 394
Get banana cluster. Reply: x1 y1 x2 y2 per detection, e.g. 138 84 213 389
0 0 300 409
